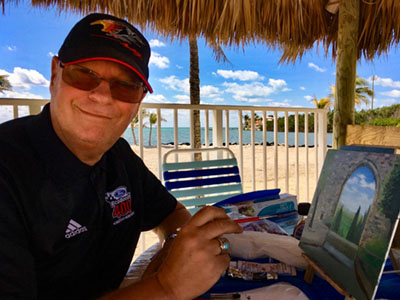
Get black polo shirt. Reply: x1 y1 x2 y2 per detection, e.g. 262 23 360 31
0 104 177 299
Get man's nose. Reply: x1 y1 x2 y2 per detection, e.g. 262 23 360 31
88 80 114 103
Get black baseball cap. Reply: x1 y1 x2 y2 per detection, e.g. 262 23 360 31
58 13 153 93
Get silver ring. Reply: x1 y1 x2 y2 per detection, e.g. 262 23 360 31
217 237 230 255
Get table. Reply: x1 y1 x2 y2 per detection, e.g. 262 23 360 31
122 242 400 299
121 243 343 299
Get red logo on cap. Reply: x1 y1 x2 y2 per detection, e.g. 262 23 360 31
90 19 143 59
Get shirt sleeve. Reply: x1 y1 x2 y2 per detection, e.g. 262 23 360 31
135 153 178 231
118 139 178 232
0 168 37 299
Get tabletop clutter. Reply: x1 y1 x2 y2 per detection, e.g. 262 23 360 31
202 189 314 300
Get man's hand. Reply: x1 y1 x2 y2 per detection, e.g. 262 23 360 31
155 206 243 300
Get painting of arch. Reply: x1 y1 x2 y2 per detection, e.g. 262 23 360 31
299 147 400 300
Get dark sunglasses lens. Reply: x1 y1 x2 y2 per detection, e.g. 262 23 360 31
110 81 144 103
62 66 100 91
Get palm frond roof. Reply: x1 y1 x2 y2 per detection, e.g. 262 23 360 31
2 0 400 62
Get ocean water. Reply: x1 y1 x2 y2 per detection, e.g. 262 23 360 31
123 127 333 147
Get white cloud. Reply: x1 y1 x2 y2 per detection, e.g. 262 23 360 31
0 67 49 90
149 52 170 69
300 86 306 90
0 106 14 123
173 94 190 103
7 45 16 51
149 39 166 47
159 76 189 94
380 89 400 98
201 98 225 104
304 95 314 101
200 85 223 98
216 70 264 81
222 79 289 103
176 65 183 69
371 76 400 88
247 98 264 103
48 51 56 57
308 62 326 72
143 93 170 103
268 79 291 91
0 90 44 99
206 97 225 102
372 97 400 108
269 99 292 107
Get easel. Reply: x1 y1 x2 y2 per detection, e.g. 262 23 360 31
302 226 400 300
302 253 355 300
389 226 400 272
302 125 400 300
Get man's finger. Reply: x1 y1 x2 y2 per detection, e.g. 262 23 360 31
186 206 230 227
198 218 243 240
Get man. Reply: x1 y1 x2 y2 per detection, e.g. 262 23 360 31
0 13 242 299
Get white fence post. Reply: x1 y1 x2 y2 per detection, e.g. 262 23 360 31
212 109 223 147
318 110 328 176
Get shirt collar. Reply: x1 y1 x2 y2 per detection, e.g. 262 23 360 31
26 103 107 179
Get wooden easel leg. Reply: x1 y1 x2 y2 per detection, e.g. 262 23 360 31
304 264 315 283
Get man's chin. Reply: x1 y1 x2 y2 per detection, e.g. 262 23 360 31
75 130 117 149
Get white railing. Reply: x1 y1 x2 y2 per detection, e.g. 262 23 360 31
0 98 328 203
139 103 328 201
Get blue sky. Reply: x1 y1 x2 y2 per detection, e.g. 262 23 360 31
1 2 400 121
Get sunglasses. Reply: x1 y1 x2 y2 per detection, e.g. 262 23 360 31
59 61 147 103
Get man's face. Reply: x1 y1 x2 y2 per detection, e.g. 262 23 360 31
49 57 146 157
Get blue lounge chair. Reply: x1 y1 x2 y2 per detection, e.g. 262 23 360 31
162 147 243 214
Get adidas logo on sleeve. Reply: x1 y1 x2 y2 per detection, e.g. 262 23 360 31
65 219 88 239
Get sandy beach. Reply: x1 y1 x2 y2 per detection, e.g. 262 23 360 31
131 144 320 260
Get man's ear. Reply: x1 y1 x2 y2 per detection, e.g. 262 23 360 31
49 56 60 96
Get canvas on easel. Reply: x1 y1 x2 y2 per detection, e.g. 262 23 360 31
299 146 400 300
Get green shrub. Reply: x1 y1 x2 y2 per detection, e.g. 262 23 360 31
368 118 400 127
355 104 400 125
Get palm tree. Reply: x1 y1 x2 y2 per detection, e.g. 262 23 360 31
243 114 250 130
130 109 149 145
313 95 332 109
189 37 201 154
148 112 166 146
189 37 231 158
0 75 12 93
355 77 374 106
329 76 374 107
254 113 262 129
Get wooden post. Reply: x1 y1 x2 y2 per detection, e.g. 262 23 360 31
333 0 360 149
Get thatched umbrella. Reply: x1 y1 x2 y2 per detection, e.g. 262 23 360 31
2 0 400 148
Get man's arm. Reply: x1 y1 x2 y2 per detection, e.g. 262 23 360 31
101 206 243 300
152 201 191 242
139 202 191 278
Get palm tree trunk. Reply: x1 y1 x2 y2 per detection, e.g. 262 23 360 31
333 0 359 149
130 123 137 145
189 37 202 161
